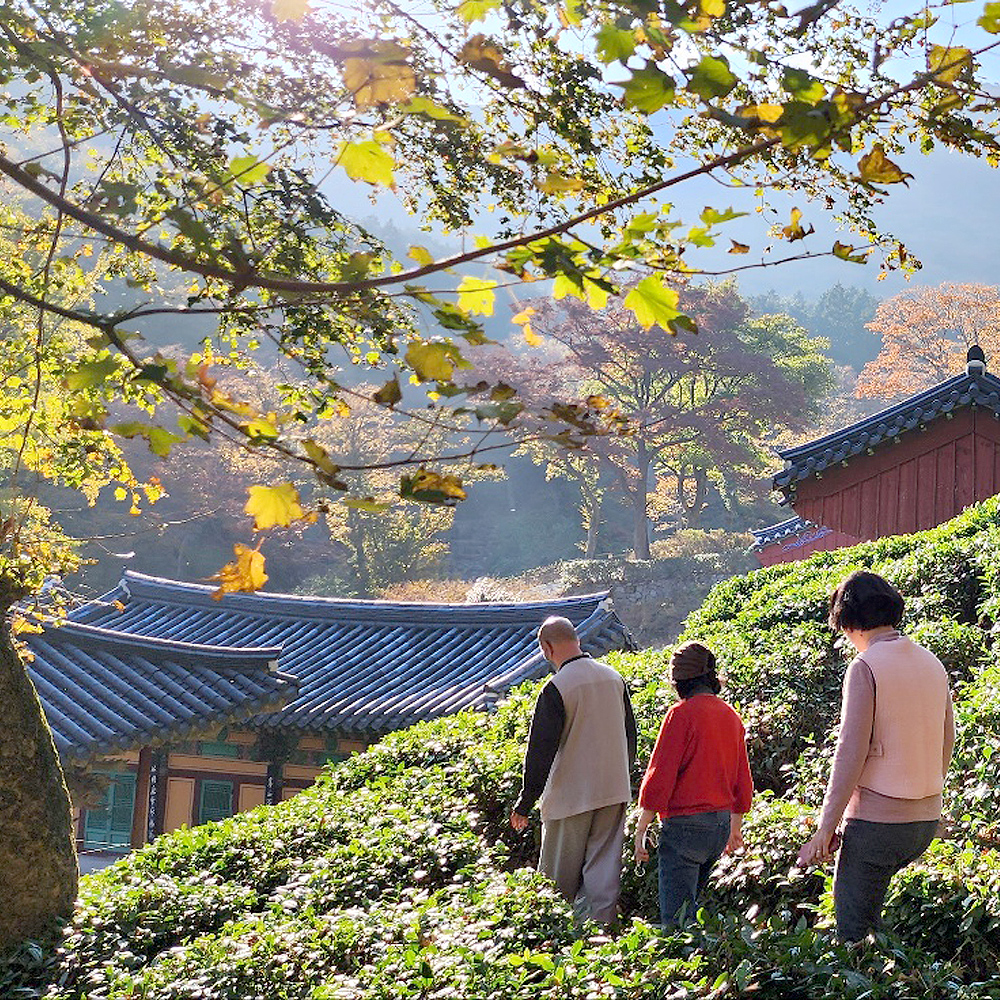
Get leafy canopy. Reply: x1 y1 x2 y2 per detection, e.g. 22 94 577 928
1 0 1000 591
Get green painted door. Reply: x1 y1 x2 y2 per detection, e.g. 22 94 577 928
83 772 136 849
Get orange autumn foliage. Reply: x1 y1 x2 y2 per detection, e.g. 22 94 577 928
856 283 1000 400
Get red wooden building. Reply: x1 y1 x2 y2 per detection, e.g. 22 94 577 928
759 346 1000 565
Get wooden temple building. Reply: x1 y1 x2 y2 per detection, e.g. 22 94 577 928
27 571 633 863
756 346 1000 565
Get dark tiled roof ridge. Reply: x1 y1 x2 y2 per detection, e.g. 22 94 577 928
751 516 817 547
83 570 613 624
774 367 1000 488
43 618 286 669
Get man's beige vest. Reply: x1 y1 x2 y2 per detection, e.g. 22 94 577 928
540 657 631 822
858 635 950 799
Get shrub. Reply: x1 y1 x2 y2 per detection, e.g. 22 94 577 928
8 498 1000 997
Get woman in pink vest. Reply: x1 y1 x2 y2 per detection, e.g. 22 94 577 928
797 570 955 941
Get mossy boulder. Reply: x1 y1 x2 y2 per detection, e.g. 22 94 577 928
0 632 77 948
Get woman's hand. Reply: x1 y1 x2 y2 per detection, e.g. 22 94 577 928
633 807 656 864
796 827 840 867
633 828 649 864
725 813 744 854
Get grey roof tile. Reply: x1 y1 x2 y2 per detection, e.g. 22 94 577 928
751 517 819 549
26 620 295 761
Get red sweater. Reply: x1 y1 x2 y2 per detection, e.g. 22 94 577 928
638 693 753 819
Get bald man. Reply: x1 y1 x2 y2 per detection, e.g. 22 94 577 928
510 616 637 925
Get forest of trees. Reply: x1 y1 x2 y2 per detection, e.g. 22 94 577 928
29 276 902 594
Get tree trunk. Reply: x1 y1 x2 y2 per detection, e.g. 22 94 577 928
631 442 652 560
583 513 600 559
683 466 710 528
346 509 370 596
579 479 603 559
0 628 78 948
632 488 651 560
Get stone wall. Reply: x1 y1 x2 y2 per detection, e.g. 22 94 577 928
467 550 756 649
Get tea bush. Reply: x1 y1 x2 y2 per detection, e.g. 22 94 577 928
6 497 1000 997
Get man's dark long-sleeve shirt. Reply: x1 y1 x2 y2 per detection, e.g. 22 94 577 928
514 669 637 818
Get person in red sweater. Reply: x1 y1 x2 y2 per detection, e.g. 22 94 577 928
633 641 753 928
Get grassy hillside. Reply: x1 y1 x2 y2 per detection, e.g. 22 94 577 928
7 498 1000 998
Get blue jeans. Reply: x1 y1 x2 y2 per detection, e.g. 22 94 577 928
657 810 730 928
833 818 939 941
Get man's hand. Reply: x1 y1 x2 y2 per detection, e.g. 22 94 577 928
797 826 839 867
510 810 528 830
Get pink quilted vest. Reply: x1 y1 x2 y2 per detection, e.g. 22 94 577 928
857 634 950 800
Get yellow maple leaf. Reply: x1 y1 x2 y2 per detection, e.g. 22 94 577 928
857 144 913 186
11 615 44 635
245 483 304 530
623 274 681 331
457 276 498 316
210 543 268 599
303 439 340 476
343 58 416 110
740 102 783 123
583 276 610 310
927 44 971 83
409 469 467 500
336 140 395 188
781 206 815 241
458 34 525 88
408 245 434 266
523 323 543 347
271 0 310 22
406 341 455 382
510 306 542 345
536 171 585 194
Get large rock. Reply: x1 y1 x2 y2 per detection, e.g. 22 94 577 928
0 632 77 948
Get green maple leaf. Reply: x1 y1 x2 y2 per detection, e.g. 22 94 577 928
617 65 676 114
596 24 636 64
623 275 681 331
686 56 737 101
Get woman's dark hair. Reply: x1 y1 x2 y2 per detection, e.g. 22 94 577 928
675 671 722 699
828 570 904 632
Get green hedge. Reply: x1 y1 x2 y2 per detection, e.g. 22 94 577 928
6 498 1000 997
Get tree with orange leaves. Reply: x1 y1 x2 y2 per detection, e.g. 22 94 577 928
856 283 1000 400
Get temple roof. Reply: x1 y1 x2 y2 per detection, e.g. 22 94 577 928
25 620 296 761
65 571 635 736
774 359 1000 491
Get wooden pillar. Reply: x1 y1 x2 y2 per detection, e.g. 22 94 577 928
145 748 168 843
131 747 152 848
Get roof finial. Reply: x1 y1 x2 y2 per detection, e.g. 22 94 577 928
967 344 986 376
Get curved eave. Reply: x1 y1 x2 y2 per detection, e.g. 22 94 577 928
54 692 292 765
28 625 298 762
45 619 286 671
751 517 817 549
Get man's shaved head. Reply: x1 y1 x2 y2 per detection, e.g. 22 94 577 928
538 616 578 645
